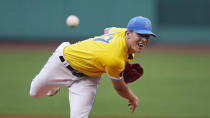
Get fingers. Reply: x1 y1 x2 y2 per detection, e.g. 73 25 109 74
129 96 139 113
128 102 136 113
128 100 138 113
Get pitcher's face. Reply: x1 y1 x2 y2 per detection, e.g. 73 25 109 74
125 30 150 53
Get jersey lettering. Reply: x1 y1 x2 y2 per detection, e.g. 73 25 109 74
93 32 116 43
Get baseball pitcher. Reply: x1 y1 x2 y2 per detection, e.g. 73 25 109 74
30 16 156 118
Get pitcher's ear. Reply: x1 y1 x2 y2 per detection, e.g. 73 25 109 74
125 30 132 38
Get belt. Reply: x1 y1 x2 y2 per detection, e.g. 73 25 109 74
59 56 86 77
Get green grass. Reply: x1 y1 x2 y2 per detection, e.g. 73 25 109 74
0 50 210 117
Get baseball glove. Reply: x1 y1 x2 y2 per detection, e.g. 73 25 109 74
123 62 144 83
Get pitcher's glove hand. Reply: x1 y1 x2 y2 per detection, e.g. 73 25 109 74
123 62 144 83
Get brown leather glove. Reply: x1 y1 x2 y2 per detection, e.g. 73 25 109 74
123 62 144 83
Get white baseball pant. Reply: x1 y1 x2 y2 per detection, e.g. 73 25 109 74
29 42 100 118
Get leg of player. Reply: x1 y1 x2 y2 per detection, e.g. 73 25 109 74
68 76 100 118
30 42 75 98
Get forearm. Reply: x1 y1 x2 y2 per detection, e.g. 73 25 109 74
112 78 139 113
112 79 136 100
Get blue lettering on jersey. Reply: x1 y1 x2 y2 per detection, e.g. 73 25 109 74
93 32 116 43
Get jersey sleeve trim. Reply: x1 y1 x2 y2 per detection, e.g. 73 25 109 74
106 74 121 81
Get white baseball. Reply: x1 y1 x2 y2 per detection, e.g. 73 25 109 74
66 15 80 28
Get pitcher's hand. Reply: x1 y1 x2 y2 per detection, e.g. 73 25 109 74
128 95 139 113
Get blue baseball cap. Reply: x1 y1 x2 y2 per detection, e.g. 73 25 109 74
127 16 156 37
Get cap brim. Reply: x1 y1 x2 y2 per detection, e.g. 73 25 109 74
134 30 157 37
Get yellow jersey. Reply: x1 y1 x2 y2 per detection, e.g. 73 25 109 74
63 27 134 80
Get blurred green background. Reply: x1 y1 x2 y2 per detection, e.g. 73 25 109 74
0 0 210 118
1 0 210 43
